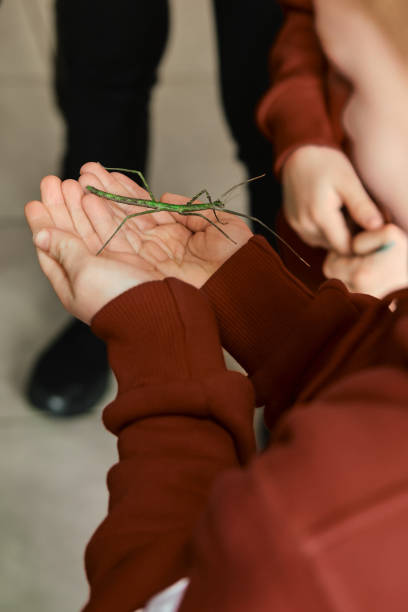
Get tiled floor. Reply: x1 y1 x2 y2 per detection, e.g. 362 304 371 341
0 1 249 611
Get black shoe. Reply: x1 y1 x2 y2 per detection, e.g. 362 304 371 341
26 319 110 416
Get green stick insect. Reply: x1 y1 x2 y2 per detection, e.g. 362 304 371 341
86 168 310 266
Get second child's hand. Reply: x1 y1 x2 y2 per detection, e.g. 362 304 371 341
373 241 395 254
281 146 384 254
323 225 408 298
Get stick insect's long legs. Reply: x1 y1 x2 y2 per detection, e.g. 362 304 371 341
97 209 158 255
222 208 310 267
186 189 226 225
212 209 225 224
104 167 156 201
180 211 237 244
186 189 213 206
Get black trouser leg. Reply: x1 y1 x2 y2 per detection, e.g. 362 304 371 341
212 0 283 245
54 0 169 180
31 1 170 416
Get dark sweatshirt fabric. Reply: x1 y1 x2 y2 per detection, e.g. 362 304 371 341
256 0 347 176
83 235 408 611
256 0 353 289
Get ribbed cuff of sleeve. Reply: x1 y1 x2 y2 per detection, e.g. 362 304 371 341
256 77 340 177
91 277 226 394
202 236 314 376
202 237 378 419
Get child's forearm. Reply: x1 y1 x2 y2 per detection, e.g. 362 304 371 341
202 235 407 423
84 279 256 611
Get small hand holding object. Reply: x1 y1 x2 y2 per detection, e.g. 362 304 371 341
323 224 408 298
25 165 253 323
282 145 384 254
25 176 166 324
79 163 308 264
78 162 253 283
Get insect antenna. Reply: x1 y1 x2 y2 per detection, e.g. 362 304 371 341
219 173 266 201
222 208 310 267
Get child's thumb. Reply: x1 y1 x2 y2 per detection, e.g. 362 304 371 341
33 229 89 273
341 179 384 231
352 225 400 256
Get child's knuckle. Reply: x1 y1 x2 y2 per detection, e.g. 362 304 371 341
353 267 371 288
384 224 400 241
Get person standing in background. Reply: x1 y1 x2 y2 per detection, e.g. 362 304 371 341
26 0 284 417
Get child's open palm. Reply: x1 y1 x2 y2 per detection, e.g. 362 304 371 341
25 164 252 323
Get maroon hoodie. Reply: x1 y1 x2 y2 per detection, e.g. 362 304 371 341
81 236 408 611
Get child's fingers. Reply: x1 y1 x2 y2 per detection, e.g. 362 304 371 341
78 170 156 225
160 192 190 206
79 162 150 201
25 200 55 236
33 228 99 319
32 228 79 313
323 251 359 285
324 226 408 297
78 169 108 196
80 174 150 252
352 224 403 255
40 176 75 232
79 162 107 181
61 180 101 251
34 228 90 283
160 192 216 232
317 206 352 255
76 173 126 248
339 175 383 231
110 171 151 200
25 201 68 298
36 248 74 311
82 192 138 253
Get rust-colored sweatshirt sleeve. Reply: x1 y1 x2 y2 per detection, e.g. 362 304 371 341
256 0 340 175
181 243 408 611
84 278 256 612
202 235 379 423
178 368 408 612
84 239 408 611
